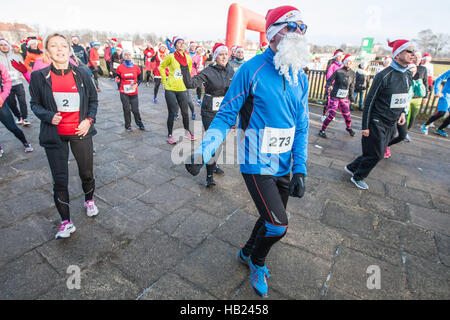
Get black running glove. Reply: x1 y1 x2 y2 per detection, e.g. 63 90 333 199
185 153 204 176
289 173 305 198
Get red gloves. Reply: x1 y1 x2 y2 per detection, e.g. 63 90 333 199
11 60 28 74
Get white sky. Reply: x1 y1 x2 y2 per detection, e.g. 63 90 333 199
1 0 449 47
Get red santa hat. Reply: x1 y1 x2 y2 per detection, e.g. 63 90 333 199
116 44 123 51
265 5 302 42
331 50 344 59
342 54 354 64
260 41 268 48
71 36 79 42
422 52 432 61
0 38 10 48
111 38 118 44
212 43 228 61
387 39 412 58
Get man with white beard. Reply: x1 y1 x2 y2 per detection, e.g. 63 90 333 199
185 5 309 297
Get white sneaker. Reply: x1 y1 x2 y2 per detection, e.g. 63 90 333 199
0 146 3 158
16 118 23 125
321 115 326 122
24 143 33 153
84 200 99 217
55 220 76 239
23 119 31 126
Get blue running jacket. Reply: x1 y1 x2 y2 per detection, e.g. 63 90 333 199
194 47 309 176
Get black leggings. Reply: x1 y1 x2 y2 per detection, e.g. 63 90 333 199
388 122 408 146
120 93 143 128
45 135 95 221
6 84 28 120
165 89 190 136
154 78 161 99
425 111 450 130
241 173 290 267
0 100 28 145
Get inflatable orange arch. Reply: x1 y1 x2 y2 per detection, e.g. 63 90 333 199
225 3 267 48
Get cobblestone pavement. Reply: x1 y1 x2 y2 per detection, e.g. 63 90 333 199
0 78 449 300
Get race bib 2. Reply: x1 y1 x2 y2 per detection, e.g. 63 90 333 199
53 92 80 112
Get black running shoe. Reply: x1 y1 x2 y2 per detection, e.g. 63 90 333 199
214 165 224 175
206 175 216 187
319 130 327 139
346 128 355 137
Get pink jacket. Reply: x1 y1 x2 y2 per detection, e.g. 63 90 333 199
0 61 12 103
326 61 344 80
191 53 204 76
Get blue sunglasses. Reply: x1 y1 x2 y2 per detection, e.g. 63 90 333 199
273 21 308 34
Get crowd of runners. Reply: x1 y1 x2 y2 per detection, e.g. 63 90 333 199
1 4 449 298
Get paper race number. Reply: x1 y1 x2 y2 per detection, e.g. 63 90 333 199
113 62 120 69
336 89 348 98
390 93 409 109
174 69 183 79
212 96 224 111
261 126 295 154
53 92 80 112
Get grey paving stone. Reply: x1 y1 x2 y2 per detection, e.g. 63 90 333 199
0 251 59 300
95 177 147 207
110 228 191 289
39 260 140 300
0 216 54 267
386 184 433 208
268 243 332 299
434 233 450 267
94 199 165 239
36 219 117 274
359 192 408 222
139 273 216 300
0 189 54 225
321 201 377 239
404 254 450 299
282 214 344 260
212 210 256 249
408 204 450 236
157 207 222 248
137 182 196 214
374 219 439 261
327 247 405 300
176 236 248 299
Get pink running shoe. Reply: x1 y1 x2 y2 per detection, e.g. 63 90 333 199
167 135 177 145
84 200 99 217
384 146 391 159
185 131 196 141
55 220 76 239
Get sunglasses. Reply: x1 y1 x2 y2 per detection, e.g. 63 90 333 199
273 21 308 35
404 49 415 54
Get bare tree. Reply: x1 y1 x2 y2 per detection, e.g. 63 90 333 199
415 29 450 57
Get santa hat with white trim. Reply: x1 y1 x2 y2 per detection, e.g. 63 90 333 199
342 54 354 64
387 39 412 58
71 36 79 42
212 43 228 60
0 38 10 48
331 50 344 59
172 36 184 47
422 52 432 61
265 5 303 42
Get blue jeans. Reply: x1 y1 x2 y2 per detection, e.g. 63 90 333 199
353 91 364 108
0 100 28 145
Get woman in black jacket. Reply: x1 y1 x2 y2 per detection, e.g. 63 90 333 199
180 43 234 187
30 33 99 239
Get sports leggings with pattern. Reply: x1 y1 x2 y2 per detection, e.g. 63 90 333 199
241 173 290 267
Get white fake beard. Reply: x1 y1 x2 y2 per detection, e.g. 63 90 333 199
273 32 310 86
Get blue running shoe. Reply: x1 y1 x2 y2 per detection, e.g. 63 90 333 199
435 129 448 137
237 248 250 266
421 124 428 135
238 248 271 278
249 259 269 297
192 113 196 120
174 114 179 121
350 177 369 190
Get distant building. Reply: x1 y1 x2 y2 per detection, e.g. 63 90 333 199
0 22 37 45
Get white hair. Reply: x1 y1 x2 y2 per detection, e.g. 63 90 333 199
273 32 310 86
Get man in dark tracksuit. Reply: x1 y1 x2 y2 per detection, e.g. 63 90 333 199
345 39 415 190
180 44 235 186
